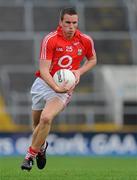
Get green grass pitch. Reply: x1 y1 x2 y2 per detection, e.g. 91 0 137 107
0 156 137 180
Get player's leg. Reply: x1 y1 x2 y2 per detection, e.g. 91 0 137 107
21 110 42 171
31 110 42 144
32 110 42 129
21 77 72 171
32 97 64 170
21 97 65 171
31 109 48 170
31 97 64 150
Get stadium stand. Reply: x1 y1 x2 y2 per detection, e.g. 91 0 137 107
0 0 136 132
84 7 129 31
0 40 34 65
95 39 132 64
0 6 25 31
33 6 61 31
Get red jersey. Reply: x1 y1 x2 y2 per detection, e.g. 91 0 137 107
36 26 96 77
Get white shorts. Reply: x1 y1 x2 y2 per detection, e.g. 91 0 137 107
30 77 72 110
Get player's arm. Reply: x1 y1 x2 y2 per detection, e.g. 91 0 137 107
78 55 97 75
39 60 69 93
72 55 97 84
73 36 97 84
79 55 97 75
39 36 69 93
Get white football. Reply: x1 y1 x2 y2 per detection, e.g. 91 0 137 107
53 69 76 89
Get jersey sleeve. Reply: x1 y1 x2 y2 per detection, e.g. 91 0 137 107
39 36 54 60
85 36 96 60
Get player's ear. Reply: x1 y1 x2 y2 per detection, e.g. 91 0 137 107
59 20 62 27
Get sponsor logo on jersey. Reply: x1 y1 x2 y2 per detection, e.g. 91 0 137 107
58 55 72 68
56 47 63 52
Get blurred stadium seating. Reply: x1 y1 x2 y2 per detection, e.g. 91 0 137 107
0 0 137 132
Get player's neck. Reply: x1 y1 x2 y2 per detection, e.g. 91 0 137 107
63 32 75 40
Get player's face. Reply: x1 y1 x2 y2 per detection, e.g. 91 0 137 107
60 14 78 40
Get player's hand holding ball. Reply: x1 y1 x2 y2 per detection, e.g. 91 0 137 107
53 69 76 93
71 69 81 85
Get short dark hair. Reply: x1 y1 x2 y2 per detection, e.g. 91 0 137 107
60 7 77 21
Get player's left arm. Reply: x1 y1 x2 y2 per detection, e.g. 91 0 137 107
72 55 97 84
72 37 97 84
79 55 97 75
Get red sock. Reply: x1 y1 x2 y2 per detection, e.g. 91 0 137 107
25 146 38 160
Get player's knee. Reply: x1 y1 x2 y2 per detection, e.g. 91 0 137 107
40 115 52 125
